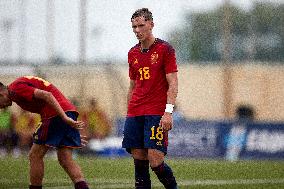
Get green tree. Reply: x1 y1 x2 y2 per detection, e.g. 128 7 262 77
168 3 284 63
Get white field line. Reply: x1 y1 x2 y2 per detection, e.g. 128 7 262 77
182 178 284 186
4 178 284 189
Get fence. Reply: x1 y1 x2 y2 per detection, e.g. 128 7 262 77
1 63 284 121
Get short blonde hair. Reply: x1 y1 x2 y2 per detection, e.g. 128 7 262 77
131 8 153 21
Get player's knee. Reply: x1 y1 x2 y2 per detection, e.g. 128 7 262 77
148 150 164 167
28 150 44 161
149 159 164 168
131 149 148 160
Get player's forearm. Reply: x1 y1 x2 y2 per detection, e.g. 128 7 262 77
166 72 178 105
45 93 67 119
167 82 178 105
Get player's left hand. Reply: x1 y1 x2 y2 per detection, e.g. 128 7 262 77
159 112 173 131
80 135 88 147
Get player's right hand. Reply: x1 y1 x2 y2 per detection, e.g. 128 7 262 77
73 120 85 130
64 116 85 130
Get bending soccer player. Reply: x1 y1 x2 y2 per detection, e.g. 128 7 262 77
0 76 89 189
122 8 179 189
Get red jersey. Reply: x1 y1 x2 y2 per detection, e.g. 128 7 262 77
127 38 178 116
8 76 77 119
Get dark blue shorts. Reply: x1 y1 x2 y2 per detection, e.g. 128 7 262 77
33 112 82 148
122 115 168 155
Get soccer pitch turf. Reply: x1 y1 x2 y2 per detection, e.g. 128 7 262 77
0 156 284 189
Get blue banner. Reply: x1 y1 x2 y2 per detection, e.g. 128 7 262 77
167 119 226 158
115 118 284 160
239 122 284 159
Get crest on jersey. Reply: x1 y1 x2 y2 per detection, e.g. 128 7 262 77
151 52 159 64
133 58 138 64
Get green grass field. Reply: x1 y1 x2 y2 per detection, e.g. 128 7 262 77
0 155 284 189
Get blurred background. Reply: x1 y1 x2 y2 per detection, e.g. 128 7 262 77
0 0 284 161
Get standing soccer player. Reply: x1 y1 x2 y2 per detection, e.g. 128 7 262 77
0 76 89 189
122 8 179 189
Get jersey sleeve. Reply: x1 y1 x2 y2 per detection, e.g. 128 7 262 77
10 82 36 102
164 45 178 74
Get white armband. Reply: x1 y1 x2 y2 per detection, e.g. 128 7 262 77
165 104 174 114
